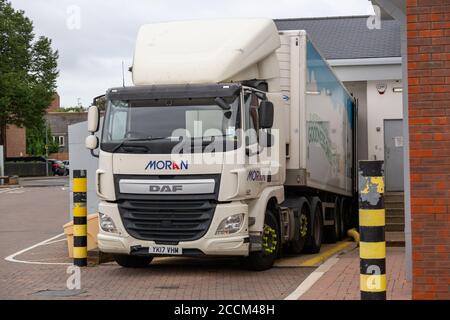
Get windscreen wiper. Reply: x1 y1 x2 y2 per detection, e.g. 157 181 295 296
184 135 236 146
110 136 169 153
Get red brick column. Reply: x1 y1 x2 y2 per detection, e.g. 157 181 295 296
407 0 450 300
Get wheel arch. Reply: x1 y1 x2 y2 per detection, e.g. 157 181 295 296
247 186 284 233
282 196 311 241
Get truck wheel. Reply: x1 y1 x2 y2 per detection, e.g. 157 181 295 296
290 202 310 254
243 210 280 271
304 203 323 254
113 254 153 268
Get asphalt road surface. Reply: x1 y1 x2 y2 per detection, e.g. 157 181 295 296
0 185 315 300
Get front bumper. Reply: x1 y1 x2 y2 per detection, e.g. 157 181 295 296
97 201 249 256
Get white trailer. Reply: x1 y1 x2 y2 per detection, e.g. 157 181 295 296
85 19 357 270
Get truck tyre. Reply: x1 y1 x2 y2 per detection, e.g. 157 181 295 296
304 202 323 254
290 200 310 254
113 254 153 268
243 209 280 271
325 198 341 243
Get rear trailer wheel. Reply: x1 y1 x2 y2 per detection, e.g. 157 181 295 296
113 254 153 268
304 204 323 254
290 204 310 254
243 210 280 271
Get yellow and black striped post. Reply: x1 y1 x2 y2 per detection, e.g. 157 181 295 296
358 161 386 300
73 170 87 267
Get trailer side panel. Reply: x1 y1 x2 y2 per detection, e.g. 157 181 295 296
304 38 354 196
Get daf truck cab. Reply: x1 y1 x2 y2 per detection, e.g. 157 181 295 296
86 18 357 270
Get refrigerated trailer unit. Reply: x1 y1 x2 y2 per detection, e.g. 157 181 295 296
86 19 357 270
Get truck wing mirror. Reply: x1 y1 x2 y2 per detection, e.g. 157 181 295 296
259 101 274 129
85 135 99 150
88 105 100 133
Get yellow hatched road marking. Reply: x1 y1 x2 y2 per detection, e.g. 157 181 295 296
300 241 354 267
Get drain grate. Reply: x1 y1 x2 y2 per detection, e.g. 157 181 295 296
33 289 86 297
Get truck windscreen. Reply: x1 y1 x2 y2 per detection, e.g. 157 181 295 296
101 95 241 154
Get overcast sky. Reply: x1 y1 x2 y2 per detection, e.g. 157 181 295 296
10 0 374 107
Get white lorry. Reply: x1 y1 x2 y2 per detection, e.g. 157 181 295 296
86 18 357 270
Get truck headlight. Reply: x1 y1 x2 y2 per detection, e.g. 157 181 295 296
99 212 118 234
216 213 244 235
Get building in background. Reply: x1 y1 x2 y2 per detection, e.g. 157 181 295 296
4 125 26 158
3 94 62 158
47 93 61 112
46 111 88 160
39 92 90 160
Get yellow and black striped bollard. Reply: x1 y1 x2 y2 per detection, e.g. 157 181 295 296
73 170 88 267
358 161 386 300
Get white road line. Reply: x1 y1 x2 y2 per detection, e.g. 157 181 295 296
44 238 67 245
284 256 340 300
0 187 24 194
4 233 72 266
7 190 25 194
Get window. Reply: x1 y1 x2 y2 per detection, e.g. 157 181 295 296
58 136 65 146
101 96 241 154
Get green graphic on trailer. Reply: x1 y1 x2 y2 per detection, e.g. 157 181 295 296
306 38 354 178
307 114 338 173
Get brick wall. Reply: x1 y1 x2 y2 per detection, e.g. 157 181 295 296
47 94 61 112
407 0 450 300
49 152 69 161
5 125 26 158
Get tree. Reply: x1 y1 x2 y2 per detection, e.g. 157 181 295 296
26 122 59 156
0 0 59 156
54 106 86 113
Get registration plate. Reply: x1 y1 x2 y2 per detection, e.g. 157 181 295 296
149 245 182 255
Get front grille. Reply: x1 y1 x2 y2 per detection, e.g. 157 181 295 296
118 199 216 244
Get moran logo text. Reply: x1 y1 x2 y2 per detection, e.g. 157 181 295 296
145 160 189 171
